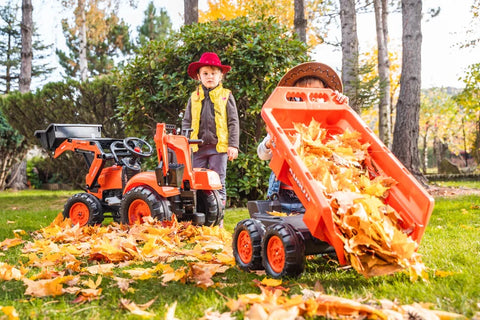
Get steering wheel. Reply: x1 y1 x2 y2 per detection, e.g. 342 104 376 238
123 137 153 158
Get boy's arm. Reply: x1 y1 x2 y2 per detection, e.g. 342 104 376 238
257 134 272 161
181 98 193 135
226 93 240 149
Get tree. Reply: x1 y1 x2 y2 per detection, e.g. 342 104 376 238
0 1 53 94
339 0 360 113
184 0 198 25
137 2 172 46
58 0 134 81
199 0 329 47
0 110 28 190
19 0 32 93
455 63 480 162
392 0 423 179
56 8 133 79
294 0 307 43
374 0 391 146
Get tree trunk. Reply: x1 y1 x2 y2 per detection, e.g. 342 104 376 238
19 0 33 93
184 0 198 25
339 0 360 113
6 160 28 191
374 0 391 147
294 0 307 43
78 0 88 81
392 0 423 180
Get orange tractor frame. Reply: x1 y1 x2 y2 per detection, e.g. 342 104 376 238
35 123 224 227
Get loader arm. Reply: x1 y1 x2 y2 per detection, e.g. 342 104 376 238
54 139 106 190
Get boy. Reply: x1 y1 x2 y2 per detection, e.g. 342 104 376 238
182 52 240 204
257 62 347 212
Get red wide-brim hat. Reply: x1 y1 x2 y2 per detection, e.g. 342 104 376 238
278 62 343 92
187 52 231 79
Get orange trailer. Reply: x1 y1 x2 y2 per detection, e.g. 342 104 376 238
233 87 434 277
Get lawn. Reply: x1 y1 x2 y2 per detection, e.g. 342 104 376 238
0 189 479 319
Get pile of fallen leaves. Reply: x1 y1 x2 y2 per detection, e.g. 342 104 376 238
293 119 426 278
0 214 234 301
221 279 466 320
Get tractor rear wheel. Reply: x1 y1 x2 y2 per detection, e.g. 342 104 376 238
120 186 171 225
63 193 104 226
261 223 305 278
233 219 265 271
196 190 224 226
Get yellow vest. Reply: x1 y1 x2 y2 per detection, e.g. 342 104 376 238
190 84 230 152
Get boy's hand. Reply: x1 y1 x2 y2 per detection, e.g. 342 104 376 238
227 147 238 161
334 90 349 104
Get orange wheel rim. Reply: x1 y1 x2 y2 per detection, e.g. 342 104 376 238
267 235 285 274
128 199 151 224
70 202 89 226
237 230 253 264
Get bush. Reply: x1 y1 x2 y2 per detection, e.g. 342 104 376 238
117 17 309 203
1 75 125 188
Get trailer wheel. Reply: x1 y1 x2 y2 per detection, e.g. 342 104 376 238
63 193 104 226
261 223 305 278
233 219 265 271
120 186 171 225
196 190 224 226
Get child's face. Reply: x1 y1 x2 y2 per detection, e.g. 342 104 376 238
198 66 223 89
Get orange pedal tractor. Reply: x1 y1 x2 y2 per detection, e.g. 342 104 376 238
35 123 224 227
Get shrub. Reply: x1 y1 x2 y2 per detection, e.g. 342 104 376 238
116 17 309 203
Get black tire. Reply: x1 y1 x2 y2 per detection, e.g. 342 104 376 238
261 223 305 278
120 186 172 225
63 193 104 226
196 189 224 226
233 219 265 271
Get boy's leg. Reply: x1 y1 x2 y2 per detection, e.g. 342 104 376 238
192 146 210 169
208 151 228 201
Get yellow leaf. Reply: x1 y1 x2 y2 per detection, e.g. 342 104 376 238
0 306 19 320
261 278 282 287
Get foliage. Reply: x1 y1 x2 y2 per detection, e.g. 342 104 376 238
56 4 133 79
422 88 473 157
455 63 480 162
0 110 28 190
116 17 309 203
0 0 54 94
0 190 479 318
200 0 332 47
0 75 125 187
136 1 173 46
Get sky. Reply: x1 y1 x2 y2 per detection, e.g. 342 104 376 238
34 0 480 89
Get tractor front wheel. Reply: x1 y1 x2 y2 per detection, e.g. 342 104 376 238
120 186 171 225
261 223 305 278
233 219 265 271
63 193 104 226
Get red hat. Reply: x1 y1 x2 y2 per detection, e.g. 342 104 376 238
278 62 343 92
187 52 231 79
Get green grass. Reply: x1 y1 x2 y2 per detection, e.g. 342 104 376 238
0 189 479 319
433 180 480 189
